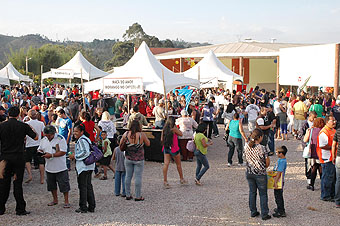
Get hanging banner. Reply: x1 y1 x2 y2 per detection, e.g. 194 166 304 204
51 69 74 79
103 77 144 94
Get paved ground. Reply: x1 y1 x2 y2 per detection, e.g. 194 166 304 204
1 125 340 226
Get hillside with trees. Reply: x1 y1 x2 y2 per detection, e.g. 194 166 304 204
1 23 211 82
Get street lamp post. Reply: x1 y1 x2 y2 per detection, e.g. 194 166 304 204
25 56 32 74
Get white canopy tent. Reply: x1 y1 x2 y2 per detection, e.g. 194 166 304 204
84 42 200 94
183 50 243 90
0 62 32 84
279 44 336 87
41 51 108 81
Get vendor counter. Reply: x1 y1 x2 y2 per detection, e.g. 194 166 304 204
116 127 164 162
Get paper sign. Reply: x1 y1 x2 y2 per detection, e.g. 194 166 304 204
51 69 74 79
267 171 283 189
103 77 144 94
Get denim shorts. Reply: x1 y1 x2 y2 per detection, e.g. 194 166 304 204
163 147 180 157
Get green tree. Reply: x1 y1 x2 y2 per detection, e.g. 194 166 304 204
105 42 134 69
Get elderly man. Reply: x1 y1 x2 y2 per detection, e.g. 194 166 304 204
24 110 45 184
39 125 70 208
0 106 37 216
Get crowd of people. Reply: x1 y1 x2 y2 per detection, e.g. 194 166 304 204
0 82 340 221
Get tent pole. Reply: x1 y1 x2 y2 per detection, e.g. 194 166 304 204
276 56 280 96
40 65 43 95
162 69 168 119
81 68 86 111
334 44 340 98
6 67 9 86
127 94 130 114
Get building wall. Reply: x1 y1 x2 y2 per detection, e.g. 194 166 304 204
249 58 277 90
219 58 232 71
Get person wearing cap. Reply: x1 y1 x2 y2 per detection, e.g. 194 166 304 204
176 110 198 161
24 110 45 184
0 106 7 122
153 99 166 129
39 125 70 208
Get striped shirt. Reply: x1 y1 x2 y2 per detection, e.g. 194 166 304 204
244 143 268 175
75 135 95 175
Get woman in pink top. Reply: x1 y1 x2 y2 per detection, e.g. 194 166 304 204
161 117 187 189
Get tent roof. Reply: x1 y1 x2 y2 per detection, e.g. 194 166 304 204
100 41 199 94
0 62 32 83
156 42 313 59
42 51 108 80
183 50 243 82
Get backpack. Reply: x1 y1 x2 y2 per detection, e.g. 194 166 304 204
82 138 103 165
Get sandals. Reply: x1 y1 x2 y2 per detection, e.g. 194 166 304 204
195 178 201 186
134 197 145 201
63 203 71 208
48 202 58 206
180 179 188 185
99 176 108 180
163 182 171 189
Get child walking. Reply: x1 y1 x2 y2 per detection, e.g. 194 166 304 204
273 146 288 217
194 123 213 185
113 136 126 197
98 131 115 180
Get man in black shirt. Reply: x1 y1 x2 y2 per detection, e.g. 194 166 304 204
0 106 37 216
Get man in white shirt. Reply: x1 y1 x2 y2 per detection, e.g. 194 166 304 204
24 110 45 184
39 125 70 208
244 98 260 133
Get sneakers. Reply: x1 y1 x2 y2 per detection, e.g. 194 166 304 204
307 185 314 191
227 163 232 167
251 211 260 217
262 215 271 220
214 134 219 138
75 208 87 213
273 211 286 218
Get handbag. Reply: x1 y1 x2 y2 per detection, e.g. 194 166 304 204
82 139 104 165
302 128 313 158
186 140 196 152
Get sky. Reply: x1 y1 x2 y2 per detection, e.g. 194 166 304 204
1 0 340 44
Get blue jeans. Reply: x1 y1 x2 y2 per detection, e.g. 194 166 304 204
212 119 219 136
334 157 340 205
114 171 126 196
125 159 144 198
321 161 336 200
246 173 269 217
268 129 275 154
194 150 209 181
227 136 243 164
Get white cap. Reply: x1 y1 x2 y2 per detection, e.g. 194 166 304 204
181 109 189 116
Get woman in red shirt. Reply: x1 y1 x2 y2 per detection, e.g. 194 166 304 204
146 99 155 117
82 112 101 142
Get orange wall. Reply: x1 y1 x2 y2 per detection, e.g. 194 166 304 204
161 58 196 72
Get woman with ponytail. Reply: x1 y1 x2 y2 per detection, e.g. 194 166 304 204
244 128 271 220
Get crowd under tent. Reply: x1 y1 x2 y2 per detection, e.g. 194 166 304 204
0 62 33 85
182 50 243 90
85 41 200 95
279 43 340 95
41 51 108 81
